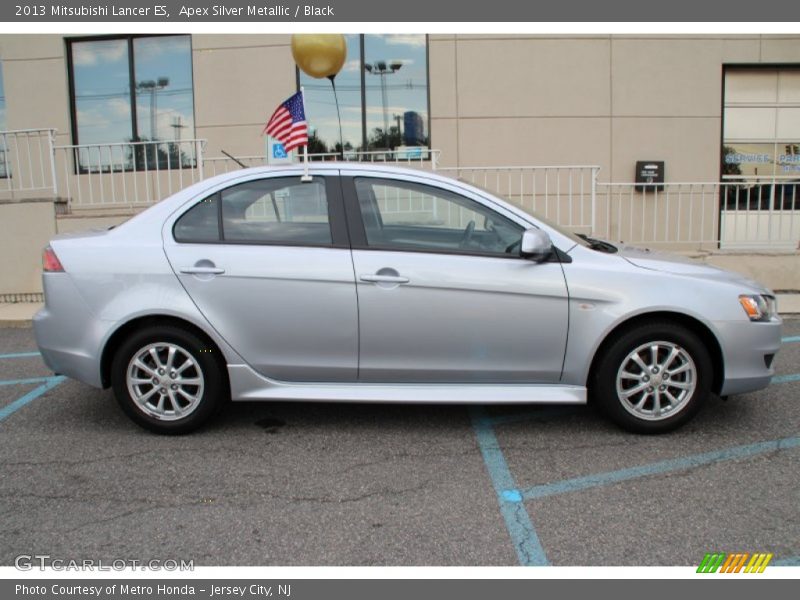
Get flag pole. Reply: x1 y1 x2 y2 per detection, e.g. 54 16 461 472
300 86 312 182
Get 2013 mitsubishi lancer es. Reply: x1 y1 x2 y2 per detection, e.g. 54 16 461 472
33 164 782 434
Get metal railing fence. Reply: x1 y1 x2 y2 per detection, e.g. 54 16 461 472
0 129 57 195
53 139 205 209
1 127 797 251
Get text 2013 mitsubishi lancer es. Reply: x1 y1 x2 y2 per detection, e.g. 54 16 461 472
33 164 782 434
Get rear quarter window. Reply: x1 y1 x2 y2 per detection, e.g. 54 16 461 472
173 195 220 243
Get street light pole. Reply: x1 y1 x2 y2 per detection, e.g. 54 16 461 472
365 61 402 145
170 116 186 142
136 77 170 141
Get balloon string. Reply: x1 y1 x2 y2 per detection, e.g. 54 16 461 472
328 75 344 160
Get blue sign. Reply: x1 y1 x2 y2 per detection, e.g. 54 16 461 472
272 143 288 159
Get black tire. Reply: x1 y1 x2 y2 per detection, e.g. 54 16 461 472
590 321 712 434
110 325 227 434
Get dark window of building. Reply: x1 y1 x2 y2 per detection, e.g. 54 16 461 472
299 35 429 156
67 35 195 172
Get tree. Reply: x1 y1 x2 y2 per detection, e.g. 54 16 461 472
306 130 329 155
722 146 742 177
366 126 402 151
126 137 193 171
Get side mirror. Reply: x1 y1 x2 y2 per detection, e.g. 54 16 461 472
520 228 553 262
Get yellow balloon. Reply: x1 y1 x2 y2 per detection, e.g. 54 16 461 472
291 34 347 79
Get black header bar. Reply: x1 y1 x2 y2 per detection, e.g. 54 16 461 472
3 0 800 22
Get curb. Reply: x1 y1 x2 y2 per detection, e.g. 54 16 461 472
0 319 33 328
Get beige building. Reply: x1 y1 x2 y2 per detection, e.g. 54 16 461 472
1 34 799 297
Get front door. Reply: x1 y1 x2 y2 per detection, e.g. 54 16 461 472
344 174 570 383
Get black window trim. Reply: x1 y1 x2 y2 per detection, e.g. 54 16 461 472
172 174 351 250
65 34 196 175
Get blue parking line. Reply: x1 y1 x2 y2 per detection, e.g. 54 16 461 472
0 377 53 387
781 336 800 344
773 373 800 384
0 376 65 422
514 435 800 502
470 406 549 566
0 351 41 359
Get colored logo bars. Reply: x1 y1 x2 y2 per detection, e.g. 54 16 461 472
697 552 773 573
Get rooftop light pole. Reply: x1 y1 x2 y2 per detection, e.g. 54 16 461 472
365 60 403 141
136 77 170 140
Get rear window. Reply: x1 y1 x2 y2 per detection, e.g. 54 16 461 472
172 177 333 246
173 195 220 243
221 178 331 245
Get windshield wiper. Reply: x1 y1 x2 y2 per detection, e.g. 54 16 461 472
577 233 618 254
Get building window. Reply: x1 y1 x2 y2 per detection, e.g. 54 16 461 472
299 34 429 156
0 61 8 177
67 35 195 172
0 61 6 132
723 68 800 209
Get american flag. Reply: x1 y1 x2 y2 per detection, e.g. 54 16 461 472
263 91 308 152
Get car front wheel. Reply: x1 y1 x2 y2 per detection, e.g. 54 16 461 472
110 326 226 434
592 322 712 433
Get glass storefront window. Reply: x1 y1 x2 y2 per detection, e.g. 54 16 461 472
299 34 429 155
132 36 195 144
363 34 429 151
70 38 132 148
300 34 362 155
722 143 776 178
68 35 195 171
723 69 800 211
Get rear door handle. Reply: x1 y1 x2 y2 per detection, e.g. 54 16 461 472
180 266 225 275
360 274 410 284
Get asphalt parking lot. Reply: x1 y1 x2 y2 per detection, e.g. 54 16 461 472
0 322 798 567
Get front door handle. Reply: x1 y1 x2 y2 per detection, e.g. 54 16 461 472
360 274 410 284
180 266 225 275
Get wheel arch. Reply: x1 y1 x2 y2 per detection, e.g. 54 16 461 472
586 311 725 396
100 314 228 389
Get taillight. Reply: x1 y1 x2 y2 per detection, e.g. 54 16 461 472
43 246 64 272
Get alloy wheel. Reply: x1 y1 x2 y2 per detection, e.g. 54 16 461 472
615 340 697 421
126 342 205 421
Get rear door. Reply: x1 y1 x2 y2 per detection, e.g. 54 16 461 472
163 171 358 382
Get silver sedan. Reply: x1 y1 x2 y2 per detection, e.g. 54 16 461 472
33 164 782 434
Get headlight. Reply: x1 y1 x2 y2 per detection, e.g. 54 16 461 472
739 294 777 321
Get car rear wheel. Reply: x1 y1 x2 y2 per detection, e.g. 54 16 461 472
591 322 712 433
111 326 226 434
